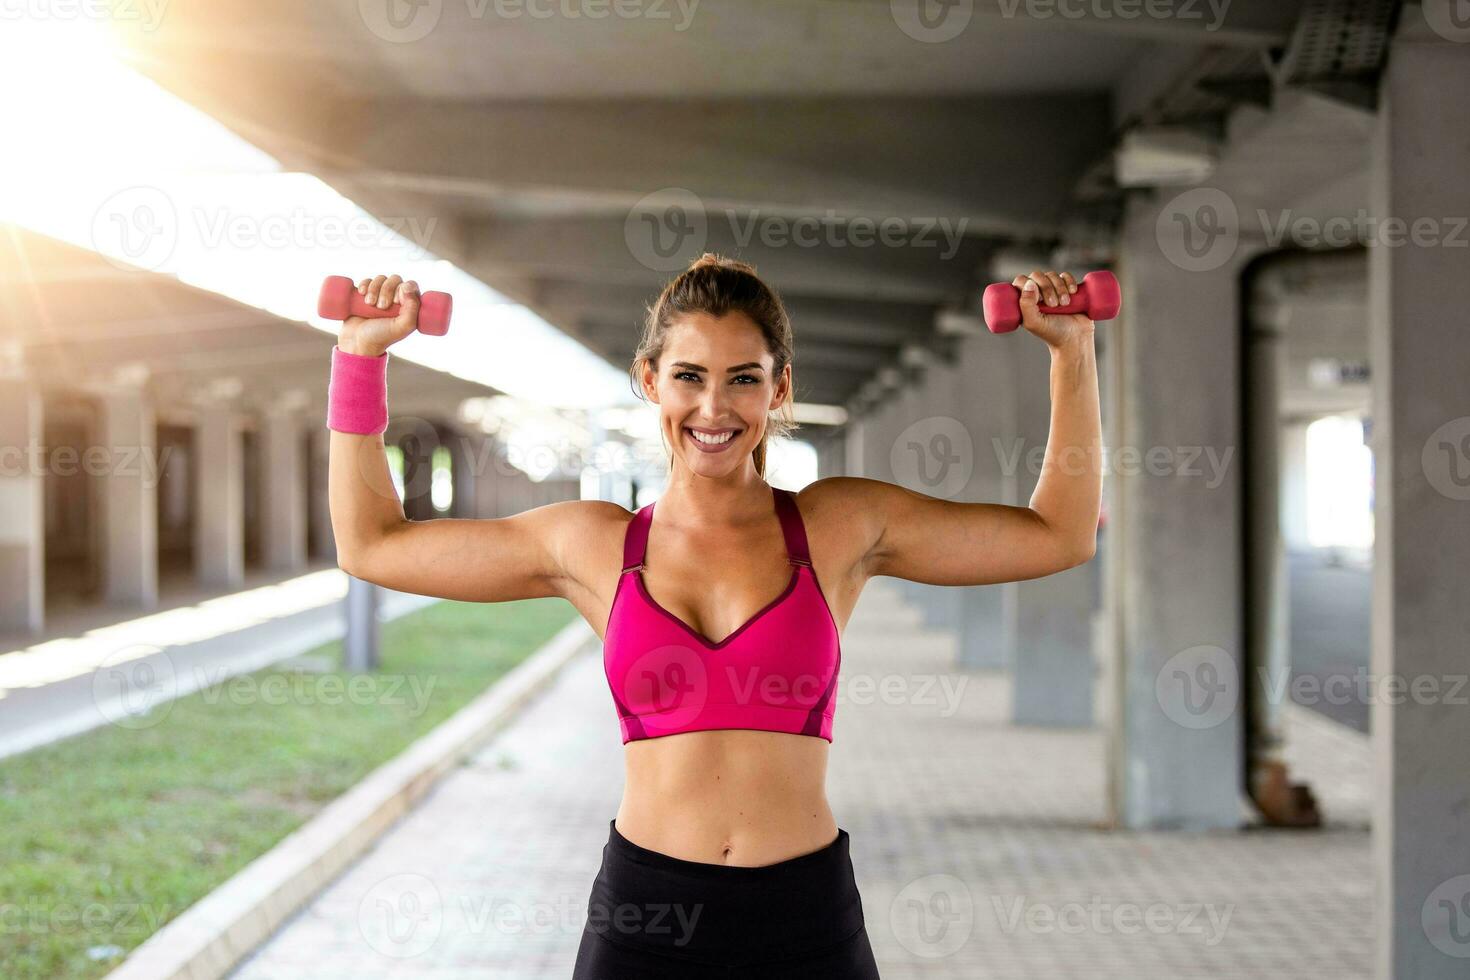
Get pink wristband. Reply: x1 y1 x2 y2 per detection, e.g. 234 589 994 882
327 346 389 434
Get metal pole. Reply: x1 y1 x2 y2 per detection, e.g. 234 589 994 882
344 574 380 672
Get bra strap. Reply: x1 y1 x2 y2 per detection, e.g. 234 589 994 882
621 502 653 572
773 486 812 566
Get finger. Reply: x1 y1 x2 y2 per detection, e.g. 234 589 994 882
395 280 421 333
357 278 371 295
1060 271 1078 295
1029 270 1058 307
364 274 388 306
377 275 403 310
1045 271 1069 304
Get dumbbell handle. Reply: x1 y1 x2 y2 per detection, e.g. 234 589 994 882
317 275 454 336
982 270 1121 334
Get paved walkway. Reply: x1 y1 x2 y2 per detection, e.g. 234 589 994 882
229 581 1372 979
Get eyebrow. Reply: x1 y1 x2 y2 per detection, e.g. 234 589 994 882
670 361 765 373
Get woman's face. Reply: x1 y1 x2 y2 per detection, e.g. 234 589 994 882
642 310 790 478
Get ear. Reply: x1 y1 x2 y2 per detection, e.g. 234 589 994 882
639 357 661 404
768 362 792 411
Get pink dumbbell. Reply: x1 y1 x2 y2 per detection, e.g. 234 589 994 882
982 270 1121 334
317 275 454 336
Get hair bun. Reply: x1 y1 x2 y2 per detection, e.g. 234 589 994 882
687 252 757 276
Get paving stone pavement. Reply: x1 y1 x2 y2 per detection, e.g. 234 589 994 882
229 581 1372 979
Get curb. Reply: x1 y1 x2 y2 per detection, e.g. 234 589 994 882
104 615 597 980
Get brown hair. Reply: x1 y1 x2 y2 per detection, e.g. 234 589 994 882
629 252 797 478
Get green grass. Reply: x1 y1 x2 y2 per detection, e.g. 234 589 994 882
0 596 578 980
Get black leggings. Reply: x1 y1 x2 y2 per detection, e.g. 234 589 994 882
572 819 882 979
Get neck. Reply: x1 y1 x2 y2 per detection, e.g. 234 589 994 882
658 465 773 528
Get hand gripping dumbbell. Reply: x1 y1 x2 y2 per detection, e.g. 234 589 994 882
981 270 1121 334
317 275 454 336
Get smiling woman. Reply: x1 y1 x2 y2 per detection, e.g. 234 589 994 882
628 252 798 477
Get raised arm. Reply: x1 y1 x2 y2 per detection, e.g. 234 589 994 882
328 273 589 603
857 268 1102 586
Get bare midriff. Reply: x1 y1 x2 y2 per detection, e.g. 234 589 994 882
614 728 838 867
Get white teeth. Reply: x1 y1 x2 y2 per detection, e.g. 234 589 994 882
689 429 735 445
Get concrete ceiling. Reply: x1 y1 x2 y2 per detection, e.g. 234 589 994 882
109 0 1314 412
0 226 498 421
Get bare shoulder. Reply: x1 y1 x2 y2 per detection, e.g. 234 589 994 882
530 497 637 600
789 477 891 573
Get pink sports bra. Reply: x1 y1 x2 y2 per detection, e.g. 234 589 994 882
602 484 842 744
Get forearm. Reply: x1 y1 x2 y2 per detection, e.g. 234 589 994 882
328 429 408 572
1029 333 1102 557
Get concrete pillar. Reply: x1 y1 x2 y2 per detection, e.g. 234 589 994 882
843 414 866 479
260 411 307 572
99 389 158 607
195 406 244 589
953 330 1018 670
0 380 44 634
1010 335 1098 727
1107 191 1255 830
1280 419 1311 551
450 428 479 518
1368 20 1470 979
308 426 335 562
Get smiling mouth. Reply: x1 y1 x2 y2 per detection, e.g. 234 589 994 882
684 426 742 449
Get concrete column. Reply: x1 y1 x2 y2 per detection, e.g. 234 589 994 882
1280 419 1311 551
1369 20 1470 979
1010 334 1098 727
953 329 1018 669
308 426 335 562
260 411 307 572
99 389 158 607
449 428 479 518
0 380 44 634
195 406 244 589
843 415 866 479
1108 191 1255 830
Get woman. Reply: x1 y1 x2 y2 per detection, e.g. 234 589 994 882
326 254 1101 977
